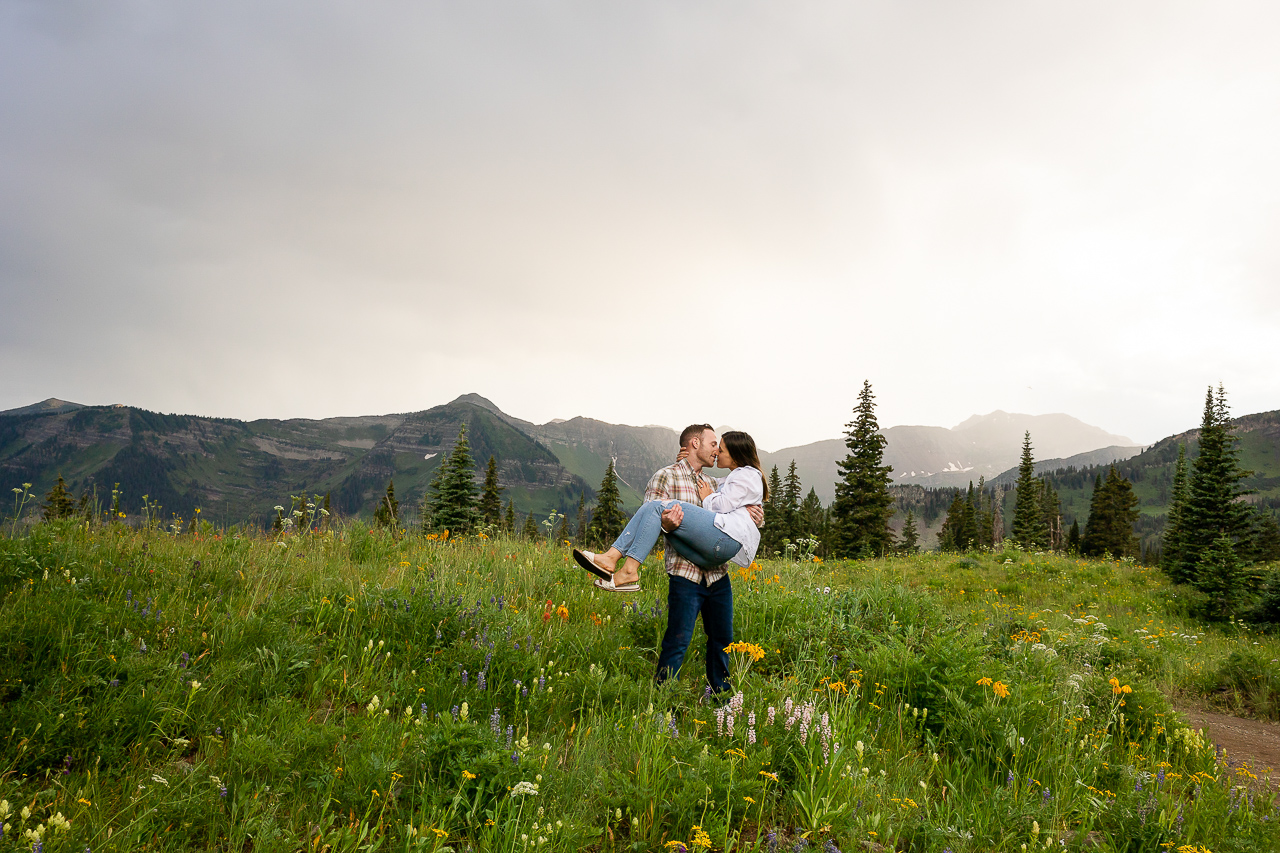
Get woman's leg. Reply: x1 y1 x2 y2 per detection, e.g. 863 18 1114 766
664 501 743 568
601 501 668 584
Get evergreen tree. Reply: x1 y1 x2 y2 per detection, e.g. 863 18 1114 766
373 479 400 530
479 455 504 527
574 494 587 543
1198 533 1248 620
1066 519 1081 554
1081 467 1139 558
586 460 627 547
937 493 967 552
1011 432 1047 549
1161 445 1190 581
431 424 480 535
975 477 996 548
1181 385 1253 588
521 511 539 541
831 380 895 558
900 509 920 554
781 461 803 543
504 499 516 534
760 466 785 556
42 474 75 521
799 488 824 540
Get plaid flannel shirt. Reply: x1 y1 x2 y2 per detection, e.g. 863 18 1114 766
644 459 728 587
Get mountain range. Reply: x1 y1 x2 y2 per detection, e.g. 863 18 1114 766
1 394 1152 527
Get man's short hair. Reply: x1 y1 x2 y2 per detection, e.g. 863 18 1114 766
679 423 715 448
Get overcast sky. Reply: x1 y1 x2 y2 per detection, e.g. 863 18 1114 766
2 1 1278 451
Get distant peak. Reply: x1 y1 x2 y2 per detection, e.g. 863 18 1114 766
0 397 85 417
450 393 504 414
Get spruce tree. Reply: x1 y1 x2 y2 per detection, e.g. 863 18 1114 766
831 380 895 558
574 494 587 544
555 512 572 543
1066 519 1081 554
1011 432 1047 549
42 475 75 521
504 499 515 534
1161 445 1190 582
782 461 803 543
479 455 503 527
431 424 480 535
586 460 627 547
938 493 967 552
1198 533 1248 620
761 466 785 556
1040 480 1063 551
1082 467 1139 558
1181 385 1253 587
373 479 400 530
900 509 920 555
521 511 539 541
799 488 824 540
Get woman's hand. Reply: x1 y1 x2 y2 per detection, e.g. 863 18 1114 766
697 479 714 501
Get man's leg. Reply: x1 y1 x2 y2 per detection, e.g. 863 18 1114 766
700 575 734 695
655 574 704 685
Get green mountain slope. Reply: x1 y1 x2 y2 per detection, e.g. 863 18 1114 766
0 399 595 527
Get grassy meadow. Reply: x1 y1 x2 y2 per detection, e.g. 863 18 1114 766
2 522 1279 852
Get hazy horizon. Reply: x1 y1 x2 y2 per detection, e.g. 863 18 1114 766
3 2 1279 451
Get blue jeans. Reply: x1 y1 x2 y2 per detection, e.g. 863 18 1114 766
610 500 742 569
655 573 734 694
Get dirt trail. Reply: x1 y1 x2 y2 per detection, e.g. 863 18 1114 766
1176 703 1280 790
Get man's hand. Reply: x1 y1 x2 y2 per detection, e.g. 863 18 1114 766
747 505 764 528
661 503 684 532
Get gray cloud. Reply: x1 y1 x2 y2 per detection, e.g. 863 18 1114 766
2 1 1279 450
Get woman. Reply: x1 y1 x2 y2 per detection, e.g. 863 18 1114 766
574 430 767 592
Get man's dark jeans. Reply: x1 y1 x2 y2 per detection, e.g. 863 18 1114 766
655 573 733 694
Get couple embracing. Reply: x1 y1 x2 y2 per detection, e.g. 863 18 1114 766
573 424 767 695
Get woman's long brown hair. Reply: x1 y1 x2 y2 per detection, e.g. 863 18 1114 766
720 430 768 501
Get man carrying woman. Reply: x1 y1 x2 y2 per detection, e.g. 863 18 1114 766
574 424 766 695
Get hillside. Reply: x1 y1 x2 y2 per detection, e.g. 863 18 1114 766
762 411 1140 503
1 396 1149 527
0 397 596 526
985 409 1280 554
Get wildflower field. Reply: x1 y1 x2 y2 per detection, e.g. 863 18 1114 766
1 523 1278 852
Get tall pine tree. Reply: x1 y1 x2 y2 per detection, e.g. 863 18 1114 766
1160 445 1190 581
1011 432 1047 549
479 455 504 527
831 381 895 558
372 480 400 530
1081 467 1139 558
899 509 920 554
1181 385 1254 593
430 424 480 535
781 461 803 544
586 460 627 547
760 466 785 556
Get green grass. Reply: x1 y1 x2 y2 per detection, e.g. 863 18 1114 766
1 523 1277 852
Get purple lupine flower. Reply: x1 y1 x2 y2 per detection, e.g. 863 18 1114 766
477 671 486 691
511 751 519 764
669 716 678 738
726 712 735 738
109 679 120 687
1157 768 1165 788
180 652 189 668
1007 771 1015 787
766 831 777 852
716 707 726 736
461 670 468 687
767 706 776 726
1043 787 1051 801
451 705 459 721
522 686 528 698
507 725 514 749
220 785 228 798
823 840 841 853
1135 779 1142 792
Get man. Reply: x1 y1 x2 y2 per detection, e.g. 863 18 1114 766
607 424 762 694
